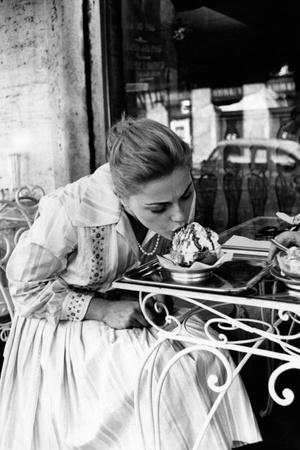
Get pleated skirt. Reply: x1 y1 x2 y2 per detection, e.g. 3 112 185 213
0 312 262 450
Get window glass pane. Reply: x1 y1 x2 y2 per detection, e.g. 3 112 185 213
252 148 267 164
108 0 300 231
224 146 243 164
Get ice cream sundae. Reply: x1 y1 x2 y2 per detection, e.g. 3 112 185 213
170 222 221 267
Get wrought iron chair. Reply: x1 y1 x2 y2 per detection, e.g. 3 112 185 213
275 173 296 214
293 174 300 196
247 171 268 217
223 169 243 228
194 172 217 228
0 185 44 340
0 236 13 342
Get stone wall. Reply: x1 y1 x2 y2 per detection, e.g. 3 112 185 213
0 0 104 193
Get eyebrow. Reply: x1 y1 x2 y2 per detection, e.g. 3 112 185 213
145 182 193 206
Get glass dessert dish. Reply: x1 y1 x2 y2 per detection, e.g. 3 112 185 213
158 222 232 282
277 247 300 279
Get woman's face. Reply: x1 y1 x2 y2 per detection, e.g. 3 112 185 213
124 167 195 240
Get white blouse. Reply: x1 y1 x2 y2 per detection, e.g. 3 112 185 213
6 163 170 324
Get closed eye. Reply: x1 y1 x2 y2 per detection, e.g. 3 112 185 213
149 187 193 214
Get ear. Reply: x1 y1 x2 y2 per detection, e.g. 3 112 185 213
122 202 135 217
120 197 137 219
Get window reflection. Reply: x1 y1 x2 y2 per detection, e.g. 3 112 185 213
108 0 300 230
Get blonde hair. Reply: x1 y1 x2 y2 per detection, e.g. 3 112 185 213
107 117 192 199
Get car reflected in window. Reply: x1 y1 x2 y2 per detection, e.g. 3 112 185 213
196 138 300 232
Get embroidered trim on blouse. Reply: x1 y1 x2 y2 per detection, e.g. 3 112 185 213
66 292 90 321
89 226 105 284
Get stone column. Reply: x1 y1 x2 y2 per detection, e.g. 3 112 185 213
0 0 106 193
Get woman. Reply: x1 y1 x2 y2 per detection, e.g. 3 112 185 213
0 117 261 449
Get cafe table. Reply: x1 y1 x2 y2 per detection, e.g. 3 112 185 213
112 216 300 450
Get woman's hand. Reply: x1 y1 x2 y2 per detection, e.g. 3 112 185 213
85 291 173 329
87 297 149 329
268 230 300 261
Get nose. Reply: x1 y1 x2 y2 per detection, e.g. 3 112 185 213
170 202 186 224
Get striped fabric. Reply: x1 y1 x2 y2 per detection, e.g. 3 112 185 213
0 163 262 449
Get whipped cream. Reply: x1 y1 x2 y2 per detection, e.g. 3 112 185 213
171 222 220 266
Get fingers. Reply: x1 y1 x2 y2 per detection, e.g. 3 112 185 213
129 316 149 328
131 306 151 328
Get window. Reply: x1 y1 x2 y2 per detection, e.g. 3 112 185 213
105 0 300 230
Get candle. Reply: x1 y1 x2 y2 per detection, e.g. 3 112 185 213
8 152 21 195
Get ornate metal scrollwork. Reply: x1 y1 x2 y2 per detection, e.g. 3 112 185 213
129 268 300 448
135 321 235 450
0 184 44 341
268 362 300 406
0 236 11 265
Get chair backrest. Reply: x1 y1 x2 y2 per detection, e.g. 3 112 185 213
275 173 296 214
223 169 243 228
0 237 15 341
194 172 217 228
0 185 45 326
0 233 17 322
293 174 300 196
0 263 14 321
247 171 268 217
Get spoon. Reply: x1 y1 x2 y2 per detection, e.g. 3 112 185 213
270 238 289 254
158 255 177 266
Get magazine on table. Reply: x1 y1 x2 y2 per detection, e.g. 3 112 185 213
222 235 270 258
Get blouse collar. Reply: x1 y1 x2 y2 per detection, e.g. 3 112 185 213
72 163 121 227
72 163 156 254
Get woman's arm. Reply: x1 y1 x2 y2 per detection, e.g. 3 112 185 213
7 193 173 329
85 292 174 329
6 193 93 324
85 296 150 328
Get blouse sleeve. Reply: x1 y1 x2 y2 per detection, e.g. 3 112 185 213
6 193 93 324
